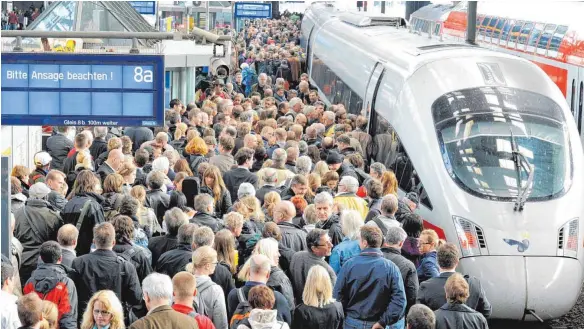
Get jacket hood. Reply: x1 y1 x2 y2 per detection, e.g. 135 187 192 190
248 309 280 329
11 193 27 202
77 191 105 203
30 263 68 295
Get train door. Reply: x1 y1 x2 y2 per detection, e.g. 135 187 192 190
363 63 385 130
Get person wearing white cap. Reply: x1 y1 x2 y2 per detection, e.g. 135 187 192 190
29 151 52 185
13 182 63 285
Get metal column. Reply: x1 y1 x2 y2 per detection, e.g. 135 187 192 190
466 1 477 44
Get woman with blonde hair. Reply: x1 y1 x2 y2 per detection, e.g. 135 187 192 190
41 301 58 329
184 136 209 176
262 191 281 222
307 173 321 199
235 195 265 234
200 165 232 217
214 229 237 275
80 290 125 329
117 161 136 194
130 185 162 235
381 170 399 196
237 238 295 309
292 265 344 329
11 165 30 197
313 161 329 177
417 229 443 283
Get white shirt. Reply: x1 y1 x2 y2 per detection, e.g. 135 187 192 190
0 290 21 329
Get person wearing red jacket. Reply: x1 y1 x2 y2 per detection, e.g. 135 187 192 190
171 271 216 329
23 241 78 329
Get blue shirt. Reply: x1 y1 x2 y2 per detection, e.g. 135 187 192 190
417 251 440 284
333 248 406 327
329 238 361 274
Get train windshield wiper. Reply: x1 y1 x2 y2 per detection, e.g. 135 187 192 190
510 130 534 212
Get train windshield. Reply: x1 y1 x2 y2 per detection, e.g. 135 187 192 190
432 87 572 201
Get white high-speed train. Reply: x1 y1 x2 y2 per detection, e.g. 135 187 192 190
301 3 584 321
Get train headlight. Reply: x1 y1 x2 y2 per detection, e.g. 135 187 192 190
558 218 579 258
453 216 488 257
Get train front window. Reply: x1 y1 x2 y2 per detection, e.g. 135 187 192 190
432 87 572 201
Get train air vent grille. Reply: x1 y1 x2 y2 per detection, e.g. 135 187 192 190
475 226 487 249
558 227 565 249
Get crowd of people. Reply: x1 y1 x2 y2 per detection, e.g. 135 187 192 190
3 16 493 329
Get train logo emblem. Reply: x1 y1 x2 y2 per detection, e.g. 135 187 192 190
503 239 530 253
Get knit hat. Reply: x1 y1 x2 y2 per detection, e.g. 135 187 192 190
29 183 51 199
326 152 343 165
238 183 256 200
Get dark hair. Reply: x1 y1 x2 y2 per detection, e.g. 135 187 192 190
39 241 62 264
118 195 139 216
314 186 333 197
93 222 115 249
437 243 460 270
360 226 383 248
234 147 254 165
367 179 384 199
170 98 181 108
306 228 326 250
111 215 135 242
248 285 275 310
134 149 149 167
402 213 424 238
169 190 188 211
1 261 15 287
306 145 320 164
254 146 266 162
406 304 436 329
262 222 282 241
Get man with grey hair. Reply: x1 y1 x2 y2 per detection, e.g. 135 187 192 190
382 226 419 315
406 304 435 329
256 148 295 187
285 146 299 173
289 97 304 114
130 273 199 329
255 168 280 204
226 254 292 326
251 73 269 98
240 111 254 124
323 111 336 137
274 201 307 252
155 223 198 278
334 176 369 220
237 182 256 200
89 127 108 160
282 174 312 204
72 223 142 323
148 207 188 267
14 183 63 284
296 156 312 176
191 193 222 232
145 170 171 221
314 192 344 247
366 194 400 236
369 162 386 180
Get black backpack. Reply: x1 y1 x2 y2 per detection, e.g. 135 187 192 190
229 288 253 329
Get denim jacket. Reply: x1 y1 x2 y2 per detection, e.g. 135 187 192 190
329 237 361 274
416 251 439 284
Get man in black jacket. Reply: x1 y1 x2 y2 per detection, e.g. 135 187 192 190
190 194 223 232
314 192 344 247
46 126 74 171
62 133 92 175
13 183 63 284
96 149 123 183
417 243 492 318
223 147 258 203
89 127 108 160
255 168 281 205
148 208 188 267
274 201 307 252
70 223 142 323
145 171 170 223
381 226 419 315
57 224 79 268
124 126 154 153
46 170 68 212
155 223 198 278
326 152 359 181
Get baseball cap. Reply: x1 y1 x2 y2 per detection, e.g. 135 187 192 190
34 151 52 167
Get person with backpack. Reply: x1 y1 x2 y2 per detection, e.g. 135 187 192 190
110 215 153 283
23 241 78 329
237 285 290 329
365 194 400 238
228 254 292 328
70 223 142 324
171 271 217 329
187 246 229 329
156 223 198 279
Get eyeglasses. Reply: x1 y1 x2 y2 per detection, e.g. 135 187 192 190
418 242 431 247
93 309 112 317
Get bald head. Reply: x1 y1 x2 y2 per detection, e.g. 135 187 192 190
263 168 278 185
273 201 296 223
57 224 79 248
107 149 124 171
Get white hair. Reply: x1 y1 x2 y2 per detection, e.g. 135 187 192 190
93 126 108 139
152 156 170 172
339 176 359 193
296 156 312 175
386 226 408 245
253 238 280 266
142 273 173 301
289 97 303 108
314 191 333 206
340 210 363 240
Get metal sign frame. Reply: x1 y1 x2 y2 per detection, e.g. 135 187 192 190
1 52 165 127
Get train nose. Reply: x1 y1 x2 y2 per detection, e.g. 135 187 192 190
458 256 583 320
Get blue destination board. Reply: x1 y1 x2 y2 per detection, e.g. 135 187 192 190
129 1 156 15
235 2 272 18
1 53 165 127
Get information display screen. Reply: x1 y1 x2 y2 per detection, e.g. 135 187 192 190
1 53 165 127
129 1 156 15
235 2 272 18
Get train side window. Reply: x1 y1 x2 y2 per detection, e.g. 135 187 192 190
549 25 568 52
434 23 441 35
518 22 534 45
492 18 505 41
528 23 545 48
500 19 514 43
537 24 557 50
571 79 576 116
509 20 524 42
486 16 498 38
480 16 491 35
